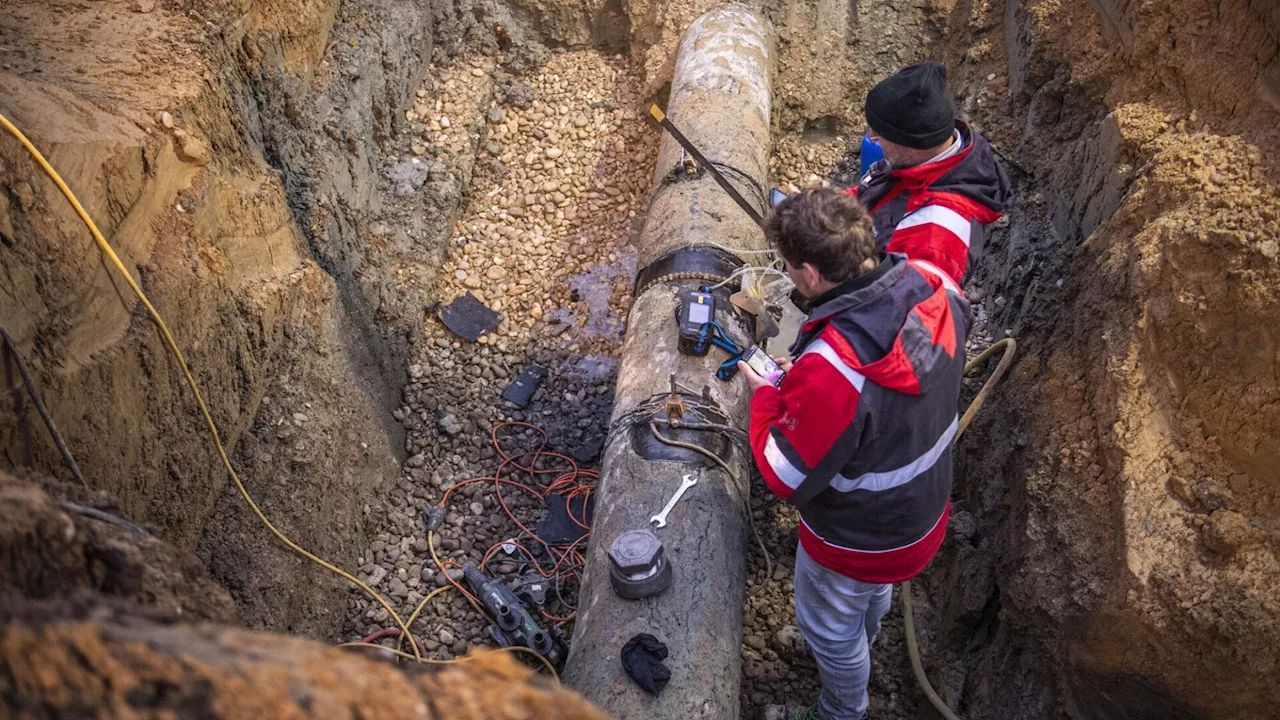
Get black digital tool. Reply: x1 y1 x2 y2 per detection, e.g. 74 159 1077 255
677 289 717 356
741 345 786 386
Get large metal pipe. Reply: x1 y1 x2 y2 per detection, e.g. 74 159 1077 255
563 6 775 718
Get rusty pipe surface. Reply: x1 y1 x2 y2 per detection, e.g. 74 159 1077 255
563 6 775 718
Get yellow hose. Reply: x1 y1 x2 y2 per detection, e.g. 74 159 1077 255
339 642 561 681
902 336 1017 720
394 584 452 657
0 111 422 662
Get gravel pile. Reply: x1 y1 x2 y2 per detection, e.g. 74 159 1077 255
772 134 851 190
341 49 657 663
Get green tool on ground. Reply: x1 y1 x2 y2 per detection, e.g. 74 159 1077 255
463 562 565 665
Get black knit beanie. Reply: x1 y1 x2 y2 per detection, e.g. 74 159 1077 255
864 62 954 150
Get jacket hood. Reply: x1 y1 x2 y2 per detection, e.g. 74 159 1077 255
796 254 965 396
861 120 1013 218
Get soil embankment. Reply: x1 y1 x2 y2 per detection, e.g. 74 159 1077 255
922 1 1280 719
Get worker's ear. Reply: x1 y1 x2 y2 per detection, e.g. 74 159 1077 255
800 262 825 289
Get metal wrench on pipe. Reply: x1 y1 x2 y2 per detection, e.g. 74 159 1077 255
651 473 698 528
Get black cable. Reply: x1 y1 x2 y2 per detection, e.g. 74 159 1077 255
0 322 87 487
57 501 151 537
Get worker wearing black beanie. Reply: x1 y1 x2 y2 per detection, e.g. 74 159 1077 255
850 60 1013 290
864 62 954 150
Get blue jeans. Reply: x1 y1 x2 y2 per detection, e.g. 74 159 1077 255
793 543 893 720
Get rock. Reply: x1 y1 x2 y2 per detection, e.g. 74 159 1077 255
486 265 508 281
292 413 309 425
136 0 155 12
471 68 485 77
745 634 767 652
439 414 464 436
439 629 456 646
545 147 564 159
156 111 174 128
440 116 452 128
386 161 431 196
365 565 389 586
773 625 809 662
487 108 506 124
407 453 426 468
389 578 409 598
1202 509 1258 556
174 132 210 166
763 706 791 720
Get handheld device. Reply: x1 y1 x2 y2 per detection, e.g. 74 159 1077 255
740 345 786 386
677 288 717 356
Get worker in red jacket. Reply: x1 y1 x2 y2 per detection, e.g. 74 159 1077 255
853 62 1013 286
738 188 970 720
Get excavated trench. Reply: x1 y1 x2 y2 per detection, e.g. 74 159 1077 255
2 0 1279 719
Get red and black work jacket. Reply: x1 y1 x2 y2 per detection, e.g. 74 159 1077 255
748 253 970 583
852 120 1013 286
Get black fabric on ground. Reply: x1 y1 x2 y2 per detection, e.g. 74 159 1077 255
439 292 502 341
621 633 671 696
536 493 594 545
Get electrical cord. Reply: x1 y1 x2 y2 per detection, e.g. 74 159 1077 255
707 264 790 292
0 110 424 662
57 501 151 538
392 584 454 658
0 322 88 487
417 421 593 673
337 642 560 681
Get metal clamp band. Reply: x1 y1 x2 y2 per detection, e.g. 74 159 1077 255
633 245 745 297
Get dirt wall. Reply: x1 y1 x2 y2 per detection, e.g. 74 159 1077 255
0 471 237 623
0 0 405 638
928 0 1280 718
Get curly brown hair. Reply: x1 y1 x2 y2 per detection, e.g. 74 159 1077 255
765 187 877 283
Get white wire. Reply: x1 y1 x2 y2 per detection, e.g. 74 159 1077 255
704 241 779 256
708 264 790 291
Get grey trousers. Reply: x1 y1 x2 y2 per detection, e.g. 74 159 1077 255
793 543 893 720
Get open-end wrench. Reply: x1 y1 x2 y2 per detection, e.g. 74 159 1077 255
651 473 698 528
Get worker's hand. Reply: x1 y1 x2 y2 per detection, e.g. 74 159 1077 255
737 361 772 392
773 356 793 372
